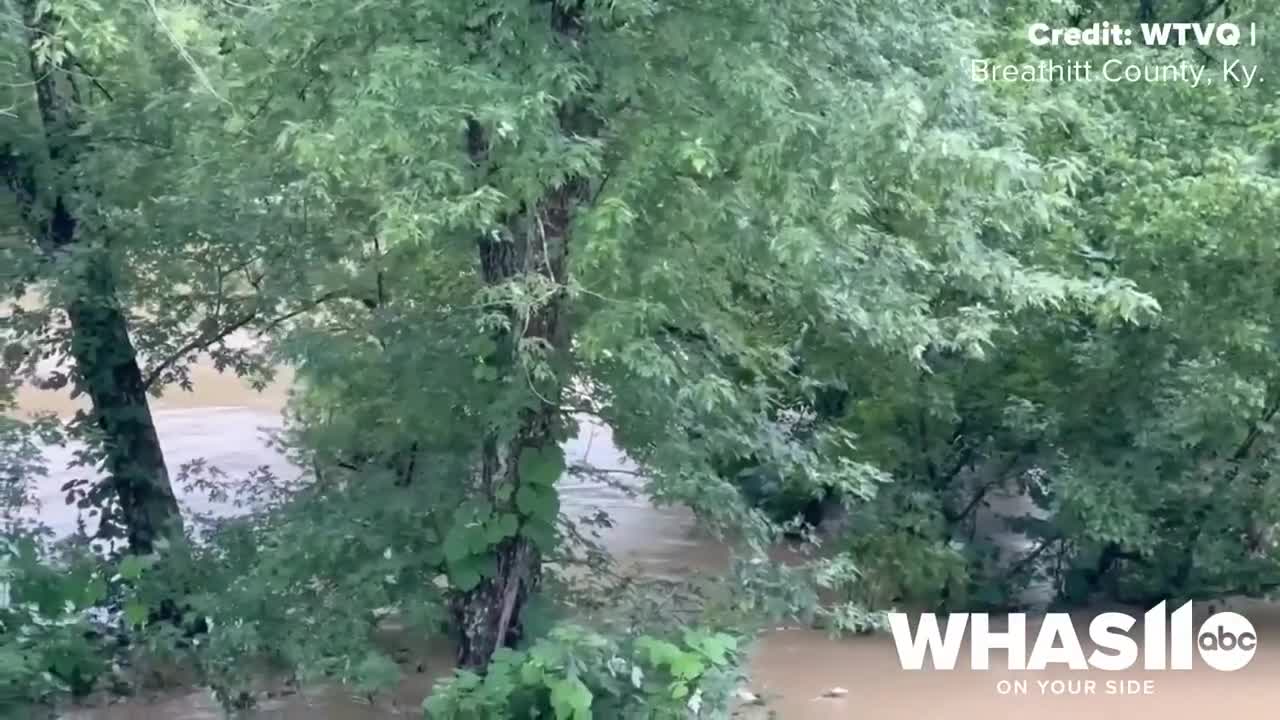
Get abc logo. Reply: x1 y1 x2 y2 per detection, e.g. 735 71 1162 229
1197 611 1258 671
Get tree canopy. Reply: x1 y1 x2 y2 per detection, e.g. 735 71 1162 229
2 0 1279 715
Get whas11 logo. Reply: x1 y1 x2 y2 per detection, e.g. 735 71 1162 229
889 602 1257 672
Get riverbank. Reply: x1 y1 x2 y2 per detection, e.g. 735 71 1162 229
13 373 1280 719
55 603 1280 719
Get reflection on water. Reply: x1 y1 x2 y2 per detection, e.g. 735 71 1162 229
13 379 1280 719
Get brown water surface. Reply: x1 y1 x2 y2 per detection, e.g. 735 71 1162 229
13 372 1280 719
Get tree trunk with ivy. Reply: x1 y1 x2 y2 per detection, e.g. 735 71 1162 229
7 0 183 554
453 174 583 667
449 0 592 671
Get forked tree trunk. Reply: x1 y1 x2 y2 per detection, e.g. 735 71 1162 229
9 0 184 554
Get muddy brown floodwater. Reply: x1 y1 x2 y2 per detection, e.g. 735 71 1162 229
12 370 1280 719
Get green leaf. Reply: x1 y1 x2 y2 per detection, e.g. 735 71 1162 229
515 484 559 522
518 446 565 487
550 676 593 720
639 638 682 667
464 500 494 523
124 600 149 628
443 526 473 564
521 518 557 552
118 555 155 581
669 652 704 681
81 575 107 606
450 564 482 592
486 513 520 543
686 631 738 665
519 659 544 685
468 524 492 553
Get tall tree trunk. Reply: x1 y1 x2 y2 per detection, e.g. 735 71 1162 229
64 264 185 554
453 179 581 668
452 439 549 668
449 0 594 671
7 0 184 554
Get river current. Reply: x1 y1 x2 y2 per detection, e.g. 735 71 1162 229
12 366 1280 719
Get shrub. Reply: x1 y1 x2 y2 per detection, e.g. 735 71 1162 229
0 537 109 712
423 624 744 720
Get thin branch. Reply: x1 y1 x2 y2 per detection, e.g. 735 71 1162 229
567 463 644 477
1005 536 1061 580
142 308 258 390
93 135 171 151
1230 391 1280 462
946 478 1000 524
373 234 385 307
1191 0 1229 22
253 289 347 336
588 171 612 207
68 52 112 102
144 0 229 105
940 440 977 487
566 463 643 497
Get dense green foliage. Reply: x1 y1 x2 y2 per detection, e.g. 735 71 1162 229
822 0 1280 609
0 537 107 709
424 626 743 719
2 0 1279 715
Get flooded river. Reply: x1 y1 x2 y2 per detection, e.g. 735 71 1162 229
13 370 1280 719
